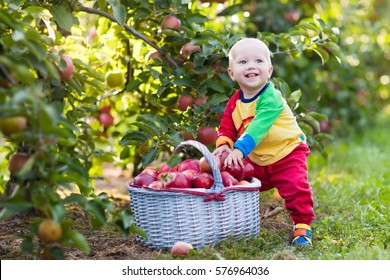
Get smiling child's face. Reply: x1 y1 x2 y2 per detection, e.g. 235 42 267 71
228 39 273 97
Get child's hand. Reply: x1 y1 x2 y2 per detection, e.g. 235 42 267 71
224 149 244 169
212 145 231 157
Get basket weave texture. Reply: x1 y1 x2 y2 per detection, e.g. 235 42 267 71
128 140 261 249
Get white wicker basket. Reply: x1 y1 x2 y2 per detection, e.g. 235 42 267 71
128 140 261 249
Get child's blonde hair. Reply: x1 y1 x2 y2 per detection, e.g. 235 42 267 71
228 38 272 65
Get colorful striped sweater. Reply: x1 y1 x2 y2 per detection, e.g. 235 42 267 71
216 82 306 166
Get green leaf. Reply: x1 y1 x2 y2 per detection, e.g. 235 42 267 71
62 193 88 206
289 90 302 103
119 130 149 146
298 122 313 135
65 229 91 254
129 224 148 238
289 29 309 38
325 41 345 63
86 200 107 229
308 111 328 122
167 154 181 168
50 5 74 31
204 79 226 93
313 46 330 65
141 146 159 167
112 4 127 25
301 114 320 133
296 22 320 34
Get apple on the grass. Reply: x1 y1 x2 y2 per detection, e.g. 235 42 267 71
171 241 193 257
191 172 214 189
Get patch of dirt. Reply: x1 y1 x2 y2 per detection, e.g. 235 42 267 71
0 164 287 260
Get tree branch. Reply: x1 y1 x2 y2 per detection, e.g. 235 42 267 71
77 5 179 68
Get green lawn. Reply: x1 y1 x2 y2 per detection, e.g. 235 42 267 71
161 121 390 260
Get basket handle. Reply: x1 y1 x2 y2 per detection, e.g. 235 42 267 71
173 140 224 193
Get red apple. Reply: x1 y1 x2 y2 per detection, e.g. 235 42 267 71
148 180 165 190
98 113 114 127
99 105 112 114
180 130 195 141
165 172 191 189
194 96 208 106
0 116 27 136
191 172 214 189
199 156 211 173
223 164 244 181
243 161 255 181
141 167 159 179
159 163 177 173
148 51 163 63
59 55 74 80
9 152 30 174
319 120 329 133
284 10 300 22
221 171 238 187
177 159 200 172
177 95 195 111
89 26 97 40
132 173 155 187
161 15 181 30
180 43 201 59
238 180 250 185
196 126 217 146
182 169 197 181
171 241 193 257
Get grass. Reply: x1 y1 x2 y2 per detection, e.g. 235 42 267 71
160 121 390 260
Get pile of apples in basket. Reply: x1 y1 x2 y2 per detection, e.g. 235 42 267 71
131 151 255 190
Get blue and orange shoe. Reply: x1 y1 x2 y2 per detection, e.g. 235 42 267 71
291 223 312 246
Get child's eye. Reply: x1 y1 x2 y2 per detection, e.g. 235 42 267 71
256 59 263 63
238 60 246 64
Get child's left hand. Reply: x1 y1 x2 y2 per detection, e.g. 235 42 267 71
224 148 244 169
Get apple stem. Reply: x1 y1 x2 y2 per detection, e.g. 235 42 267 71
77 5 179 68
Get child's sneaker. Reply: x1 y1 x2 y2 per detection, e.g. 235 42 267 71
291 223 312 246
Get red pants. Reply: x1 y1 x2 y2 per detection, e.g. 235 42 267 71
245 143 315 225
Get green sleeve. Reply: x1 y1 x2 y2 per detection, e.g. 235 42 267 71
245 88 284 144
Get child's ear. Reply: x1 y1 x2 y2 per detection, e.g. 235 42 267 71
268 65 273 77
227 68 235 81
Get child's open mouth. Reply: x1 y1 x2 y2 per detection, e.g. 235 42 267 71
245 73 258 78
